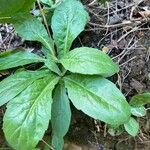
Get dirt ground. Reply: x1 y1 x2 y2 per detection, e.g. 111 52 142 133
0 0 150 149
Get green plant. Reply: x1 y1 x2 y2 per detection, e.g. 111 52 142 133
108 92 150 136
40 0 62 8
0 0 149 149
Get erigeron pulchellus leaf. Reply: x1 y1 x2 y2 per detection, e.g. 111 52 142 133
51 84 71 150
64 74 131 125
3 75 59 150
60 47 119 76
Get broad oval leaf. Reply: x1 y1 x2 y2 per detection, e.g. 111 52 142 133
14 15 54 55
0 69 50 107
3 75 59 150
51 0 89 57
51 84 71 150
129 93 150 107
64 74 131 125
60 47 119 76
124 117 139 136
131 106 146 117
0 49 44 71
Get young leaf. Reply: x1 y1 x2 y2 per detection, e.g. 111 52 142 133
64 74 131 125
14 15 55 55
51 84 71 150
0 69 50 107
51 0 89 57
131 106 146 117
3 75 59 150
44 59 61 75
0 49 44 71
124 117 139 136
60 47 119 76
44 54 61 75
129 93 150 107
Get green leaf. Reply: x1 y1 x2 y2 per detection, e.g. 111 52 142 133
3 74 59 150
44 54 61 75
14 15 54 55
124 117 139 136
0 49 44 71
60 47 119 76
51 0 89 57
44 59 61 75
40 0 54 6
64 74 131 125
51 84 71 150
0 0 35 18
0 69 50 107
131 106 146 117
130 93 150 107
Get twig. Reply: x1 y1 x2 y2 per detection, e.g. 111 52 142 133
37 0 51 38
119 56 137 67
42 139 54 150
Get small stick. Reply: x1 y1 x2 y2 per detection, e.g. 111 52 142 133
37 0 51 38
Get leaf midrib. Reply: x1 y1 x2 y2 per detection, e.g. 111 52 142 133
64 77 119 112
9 77 59 143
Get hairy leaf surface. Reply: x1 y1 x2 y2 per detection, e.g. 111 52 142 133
124 117 139 136
130 93 150 106
60 47 119 76
0 69 50 107
14 15 54 55
51 84 71 150
0 50 44 70
64 75 131 125
3 75 59 150
51 0 89 57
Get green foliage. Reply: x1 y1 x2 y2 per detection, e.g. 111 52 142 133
130 93 150 106
0 69 50 107
51 0 89 57
40 0 62 8
0 49 44 70
131 106 146 117
124 117 139 136
64 75 130 125
51 84 71 150
60 47 119 76
14 15 54 55
0 0 36 23
0 0 35 16
0 0 149 149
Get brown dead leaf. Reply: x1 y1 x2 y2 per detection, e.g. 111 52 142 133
102 46 109 53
